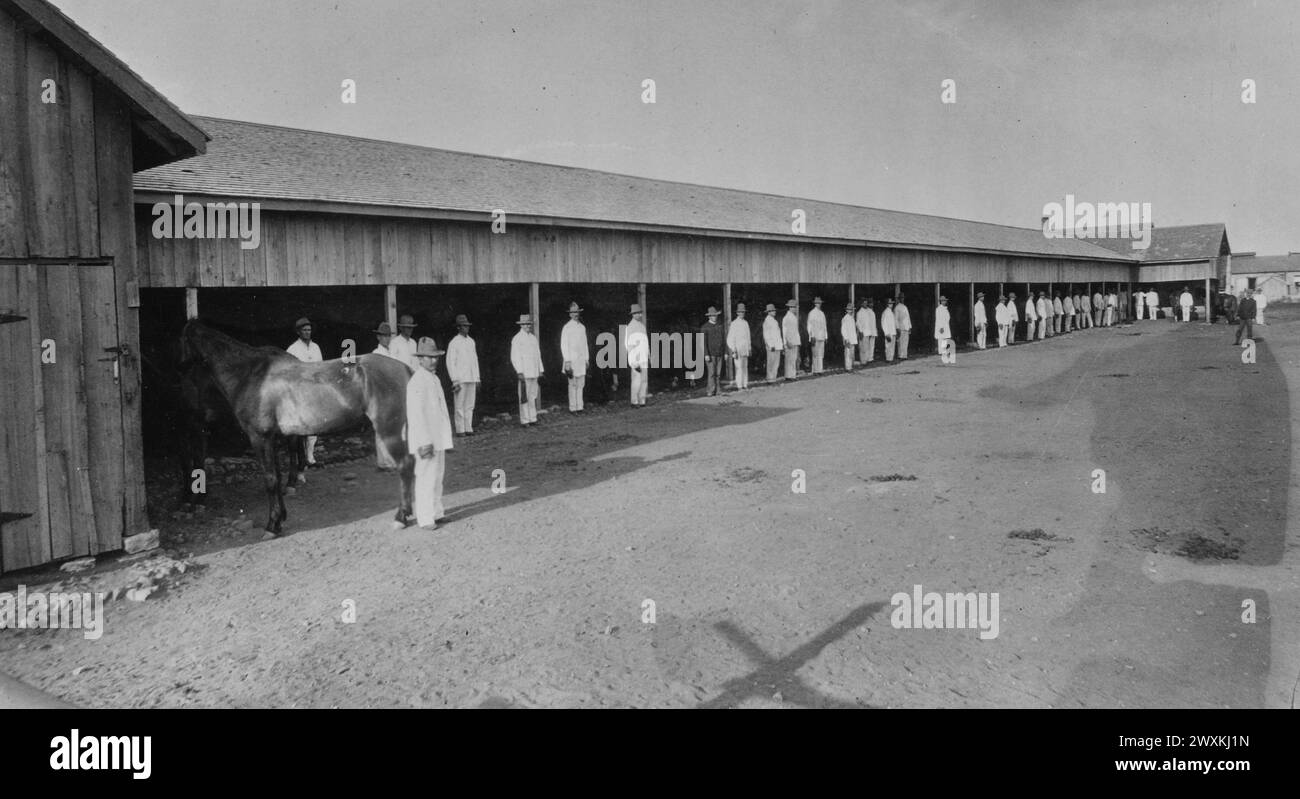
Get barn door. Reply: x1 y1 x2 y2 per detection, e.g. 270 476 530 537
0 263 126 573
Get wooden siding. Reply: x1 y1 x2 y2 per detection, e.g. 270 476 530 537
1137 260 1214 284
135 208 1137 288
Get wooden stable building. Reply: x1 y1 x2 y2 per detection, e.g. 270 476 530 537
131 116 1142 412
0 0 206 574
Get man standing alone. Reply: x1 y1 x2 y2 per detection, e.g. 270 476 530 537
727 303 751 390
287 317 323 468
762 303 782 382
1236 291 1257 345
446 314 480 435
840 302 857 371
511 314 544 424
973 292 987 349
935 296 954 364
701 306 726 396
856 298 876 364
625 304 649 406
782 299 800 380
807 297 828 374
560 302 589 413
894 296 913 360
405 336 452 531
1179 287 1194 322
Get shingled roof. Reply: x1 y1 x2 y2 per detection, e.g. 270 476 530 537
134 117 1133 262
1232 254 1300 274
1090 223 1229 262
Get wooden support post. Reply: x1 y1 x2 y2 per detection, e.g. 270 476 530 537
637 283 647 331
723 282 733 381
1204 277 1211 324
385 284 397 330
530 282 540 412
969 282 975 343
185 287 198 320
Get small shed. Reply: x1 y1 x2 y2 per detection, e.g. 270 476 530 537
0 0 206 573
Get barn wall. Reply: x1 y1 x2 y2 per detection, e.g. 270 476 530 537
0 4 150 572
134 208 1137 289
1137 260 1214 284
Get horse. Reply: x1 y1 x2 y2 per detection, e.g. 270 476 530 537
179 320 415 534
142 344 228 507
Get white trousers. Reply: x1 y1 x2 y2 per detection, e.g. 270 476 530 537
733 355 749 389
519 378 539 423
784 345 798 378
997 325 1008 347
414 449 446 527
811 340 825 373
976 325 986 349
453 382 476 433
567 375 585 411
630 367 647 405
898 331 910 359
1181 306 1190 322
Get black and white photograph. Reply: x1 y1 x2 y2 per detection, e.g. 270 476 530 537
0 0 1295 748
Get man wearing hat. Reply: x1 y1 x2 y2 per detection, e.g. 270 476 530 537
840 302 858 371
1018 291 1033 343
390 313 418 369
511 314 544 424
1078 290 1091 329
406 336 453 530
995 295 1010 348
880 298 898 362
373 321 397 358
781 299 801 380
560 302 589 412
973 292 988 350
625 304 649 406
727 303 751 390
894 295 913 360
700 306 727 396
855 298 876 364
1035 292 1049 339
806 296 828 374
935 296 954 364
446 314 480 435
1007 292 1021 343
762 303 782 382
286 317 323 468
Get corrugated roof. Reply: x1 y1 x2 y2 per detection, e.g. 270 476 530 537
1232 254 1300 274
1090 223 1228 262
134 117 1133 261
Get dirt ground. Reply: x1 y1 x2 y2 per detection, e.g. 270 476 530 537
2 306 1296 708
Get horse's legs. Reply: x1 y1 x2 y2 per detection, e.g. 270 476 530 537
396 452 415 527
285 434 306 487
254 433 284 534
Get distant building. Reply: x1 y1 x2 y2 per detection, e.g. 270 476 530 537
1229 253 1300 302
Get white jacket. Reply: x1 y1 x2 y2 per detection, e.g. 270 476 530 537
727 318 751 357
286 339 322 362
446 334 480 383
510 329 544 378
840 312 857 343
406 367 453 452
625 318 649 368
973 301 986 328
894 303 912 332
762 315 782 350
806 307 828 341
560 319 589 377
856 307 877 337
389 334 418 370
880 308 897 337
782 311 800 348
995 302 1011 326
934 306 951 340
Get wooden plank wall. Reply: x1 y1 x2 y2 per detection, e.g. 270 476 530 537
135 207 1138 289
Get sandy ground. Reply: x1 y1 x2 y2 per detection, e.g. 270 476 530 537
2 308 1295 708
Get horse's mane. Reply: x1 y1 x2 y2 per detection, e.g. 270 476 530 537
183 320 296 364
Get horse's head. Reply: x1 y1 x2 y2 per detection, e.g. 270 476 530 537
178 320 206 372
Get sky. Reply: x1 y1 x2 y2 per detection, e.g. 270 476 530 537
51 0 1300 254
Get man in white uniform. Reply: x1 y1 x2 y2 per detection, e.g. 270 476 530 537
286 317 323 467
373 321 396 357
511 313 544 424
856 298 877 364
782 299 801 380
1179 287 1194 322
1035 293 1049 340
880 298 898 362
762 303 782 382
446 314 480 434
727 302 751 390
625 304 649 405
405 336 453 531
806 296 828 374
1078 291 1092 328
840 302 857 371
1020 291 1035 343
1094 290 1106 327
389 314 418 369
560 302 589 412
1255 288 1267 324
935 296 954 364
995 295 1010 348
1007 292 1021 343
1134 289 1145 320
972 292 987 349
894 296 913 360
